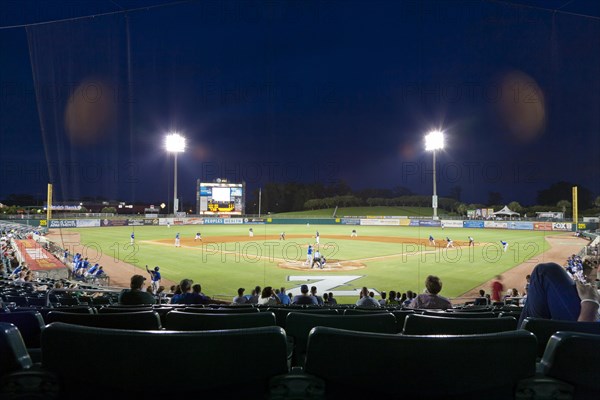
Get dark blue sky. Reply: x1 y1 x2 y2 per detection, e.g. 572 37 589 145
1 0 599 207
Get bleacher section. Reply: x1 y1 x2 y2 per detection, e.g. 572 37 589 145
0 277 598 399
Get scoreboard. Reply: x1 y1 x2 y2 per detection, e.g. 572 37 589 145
196 180 245 215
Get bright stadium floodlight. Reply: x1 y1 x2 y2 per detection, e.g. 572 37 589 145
425 130 445 220
165 133 186 214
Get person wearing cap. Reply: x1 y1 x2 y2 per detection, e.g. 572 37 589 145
146 265 161 294
118 274 156 305
293 284 318 305
232 287 247 304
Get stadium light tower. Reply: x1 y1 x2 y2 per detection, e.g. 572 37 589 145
165 132 186 214
425 130 444 220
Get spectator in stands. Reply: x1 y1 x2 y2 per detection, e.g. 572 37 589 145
387 291 398 305
293 284 318 305
355 287 380 308
327 292 337 305
491 275 504 302
474 289 488 306
310 286 324 305
408 275 452 310
379 291 387 306
118 275 156 305
232 287 247 304
171 279 228 305
248 286 261 304
403 291 413 307
323 292 329 304
518 262 600 327
258 286 281 306
278 286 291 305
524 274 531 295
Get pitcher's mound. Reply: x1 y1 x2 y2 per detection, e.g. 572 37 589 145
278 259 366 271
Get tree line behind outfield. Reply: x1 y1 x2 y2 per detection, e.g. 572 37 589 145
246 181 599 216
1 181 598 216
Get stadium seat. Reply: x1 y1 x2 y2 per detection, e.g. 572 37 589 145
342 308 393 315
539 331 600 400
182 306 259 313
0 322 32 377
285 312 397 366
0 311 45 348
521 317 600 358
45 310 162 330
164 310 276 331
402 314 517 335
41 323 289 398
424 310 498 318
3 295 29 307
267 307 339 329
391 310 415 333
97 306 154 313
304 327 537 399
55 296 80 306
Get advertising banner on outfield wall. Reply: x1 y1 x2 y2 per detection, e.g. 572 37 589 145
441 220 464 228
409 220 420 226
203 218 225 224
484 221 508 229
399 219 411 226
49 220 77 228
76 219 100 228
341 218 360 225
128 220 144 226
508 221 533 230
101 219 129 227
360 219 400 226
419 220 442 227
223 218 244 224
552 222 572 231
244 218 265 224
144 219 159 225
463 221 484 228
534 222 553 231
186 218 204 225
159 218 174 226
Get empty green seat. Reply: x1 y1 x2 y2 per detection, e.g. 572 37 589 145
164 310 276 330
521 317 600 358
403 314 517 335
304 327 537 399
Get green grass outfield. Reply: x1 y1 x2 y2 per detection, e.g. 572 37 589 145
69 224 557 303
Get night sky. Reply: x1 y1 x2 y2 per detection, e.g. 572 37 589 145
0 0 599 208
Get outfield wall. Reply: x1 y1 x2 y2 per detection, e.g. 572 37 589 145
42 217 598 232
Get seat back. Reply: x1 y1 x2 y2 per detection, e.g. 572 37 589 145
522 317 600 358
41 323 288 397
0 322 32 376
540 331 600 400
267 308 338 329
304 327 537 398
403 314 517 335
391 310 415 333
164 310 276 331
182 306 259 313
45 310 162 330
0 311 45 348
425 310 498 318
342 308 392 315
286 312 396 366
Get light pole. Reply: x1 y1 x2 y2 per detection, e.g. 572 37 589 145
425 130 444 220
165 133 186 215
